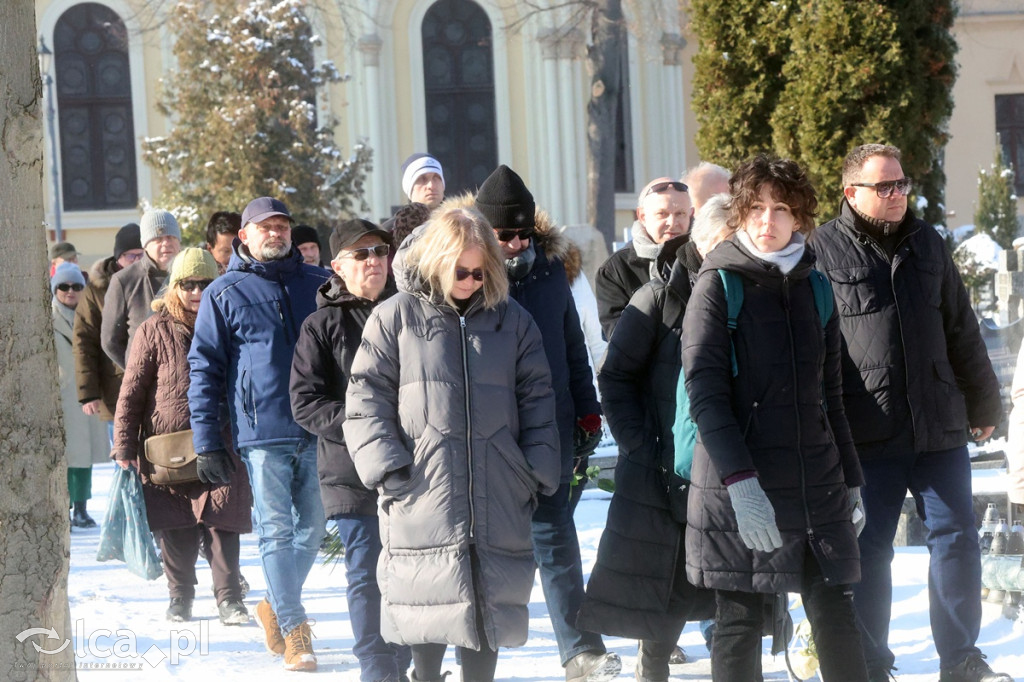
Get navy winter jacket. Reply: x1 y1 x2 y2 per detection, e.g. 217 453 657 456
188 242 330 454
508 237 601 483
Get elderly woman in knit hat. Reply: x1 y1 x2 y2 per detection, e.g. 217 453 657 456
52 262 109 528
112 248 252 625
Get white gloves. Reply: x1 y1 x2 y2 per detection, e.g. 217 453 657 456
727 477 783 552
849 486 866 537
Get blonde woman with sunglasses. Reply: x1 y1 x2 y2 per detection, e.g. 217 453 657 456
343 205 560 682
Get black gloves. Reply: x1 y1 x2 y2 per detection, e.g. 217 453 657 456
197 449 236 485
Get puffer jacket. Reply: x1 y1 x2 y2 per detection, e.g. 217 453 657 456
578 236 714 640
682 238 864 594
101 253 168 370
343 232 560 650
594 237 652 339
188 242 330 454
53 299 110 468
811 201 1002 457
290 274 396 519
73 256 123 420
112 308 251 533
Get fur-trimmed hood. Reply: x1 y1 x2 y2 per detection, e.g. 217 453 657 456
88 255 120 289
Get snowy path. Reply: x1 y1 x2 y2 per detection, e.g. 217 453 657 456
64 466 1023 681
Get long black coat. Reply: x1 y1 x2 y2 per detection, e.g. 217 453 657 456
810 201 1002 457
289 275 396 519
682 239 864 594
578 238 714 640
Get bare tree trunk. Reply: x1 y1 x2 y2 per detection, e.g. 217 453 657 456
0 1 77 680
585 0 624 245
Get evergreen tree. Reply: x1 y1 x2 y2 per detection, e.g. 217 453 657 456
691 0 958 225
770 2 902 199
142 0 371 242
975 146 1020 249
690 0 795 170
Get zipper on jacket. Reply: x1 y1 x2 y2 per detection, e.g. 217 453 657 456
783 276 813 532
888 257 918 446
459 315 476 540
275 300 292 345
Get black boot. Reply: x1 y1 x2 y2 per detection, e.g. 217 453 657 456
71 501 97 528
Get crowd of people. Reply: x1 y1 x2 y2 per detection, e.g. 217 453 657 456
50 145 1020 682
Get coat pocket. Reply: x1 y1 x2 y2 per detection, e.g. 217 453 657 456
931 359 968 433
485 426 537 554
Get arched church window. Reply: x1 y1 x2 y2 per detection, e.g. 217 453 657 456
54 3 137 211
422 0 497 195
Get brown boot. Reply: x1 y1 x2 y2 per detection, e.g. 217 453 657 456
283 620 317 672
254 597 285 655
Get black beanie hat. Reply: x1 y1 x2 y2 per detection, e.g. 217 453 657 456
475 165 535 231
292 224 321 248
113 223 142 260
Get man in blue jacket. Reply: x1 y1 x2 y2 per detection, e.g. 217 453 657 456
474 166 620 682
188 197 329 673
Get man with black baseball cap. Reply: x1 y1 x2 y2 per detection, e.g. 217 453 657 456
188 196 330 672
289 218 407 681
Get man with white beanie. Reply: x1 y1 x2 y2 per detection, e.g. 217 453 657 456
101 208 182 369
400 152 445 209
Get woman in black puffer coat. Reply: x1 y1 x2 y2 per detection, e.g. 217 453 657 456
681 156 868 681
577 232 715 682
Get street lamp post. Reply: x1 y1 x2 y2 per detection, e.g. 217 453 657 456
38 35 63 243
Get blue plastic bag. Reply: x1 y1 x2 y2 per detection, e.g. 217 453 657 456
96 466 163 580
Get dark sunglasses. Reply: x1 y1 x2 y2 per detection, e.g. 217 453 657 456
56 283 84 292
495 228 534 242
178 279 214 293
849 177 913 199
639 180 689 201
455 268 485 282
340 244 389 261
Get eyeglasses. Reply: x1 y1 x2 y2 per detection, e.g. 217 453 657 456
639 180 689 201
849 177 913 198
455 268 485 282
495 228 534 242
120 252 144 264
340 244 389 261
178 279 214 293
56 283 84 292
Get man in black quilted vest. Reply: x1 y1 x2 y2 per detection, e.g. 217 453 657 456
811 144 1009 682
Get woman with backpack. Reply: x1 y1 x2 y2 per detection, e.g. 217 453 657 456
680 155 868 681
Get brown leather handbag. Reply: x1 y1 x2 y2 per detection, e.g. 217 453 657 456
143 430 200 486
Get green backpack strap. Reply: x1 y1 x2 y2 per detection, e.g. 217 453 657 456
808 269 834 328
717 269 744 377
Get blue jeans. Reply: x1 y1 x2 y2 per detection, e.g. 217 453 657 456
335 514 410 682
854 445 981 670
242 440 325 635
533 481 605 665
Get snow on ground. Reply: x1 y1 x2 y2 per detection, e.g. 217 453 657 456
63 465 1024 681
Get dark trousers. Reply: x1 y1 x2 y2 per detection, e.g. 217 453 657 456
712 548 867 682
159 525 241 604
411 547 498 682
532 481 605 665
335 514 411 682
855 445 982 670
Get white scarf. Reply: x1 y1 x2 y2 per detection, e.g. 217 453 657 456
736 231 806 274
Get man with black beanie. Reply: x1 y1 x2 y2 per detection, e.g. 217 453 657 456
73 222 144 424
474 165 621 682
